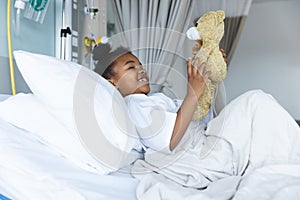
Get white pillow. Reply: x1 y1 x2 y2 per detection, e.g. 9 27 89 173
0 93 108 173
10 50 140 173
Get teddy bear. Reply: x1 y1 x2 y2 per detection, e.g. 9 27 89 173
186 10 227 121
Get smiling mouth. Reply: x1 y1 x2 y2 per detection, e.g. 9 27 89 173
138 77 149 82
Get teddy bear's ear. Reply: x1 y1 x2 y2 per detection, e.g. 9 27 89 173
216 10 225 20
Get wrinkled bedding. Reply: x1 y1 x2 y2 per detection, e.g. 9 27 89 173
132 90 300 199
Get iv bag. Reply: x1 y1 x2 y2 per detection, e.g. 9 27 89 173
24 0 50 24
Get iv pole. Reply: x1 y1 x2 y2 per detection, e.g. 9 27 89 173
60 0 71 60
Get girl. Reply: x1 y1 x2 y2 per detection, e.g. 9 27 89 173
93 43 211 152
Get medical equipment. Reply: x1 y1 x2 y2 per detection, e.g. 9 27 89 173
7 0 17 95
60 27 72 60
56 0 103 68
55 0 106 69
14 0 28 35
84 0 99 20
24 0 50 24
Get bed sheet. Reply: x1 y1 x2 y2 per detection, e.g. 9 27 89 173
0 95 10 102
133 163 300 200
0 118 138 200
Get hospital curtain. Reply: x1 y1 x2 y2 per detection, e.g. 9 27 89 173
222 16 247 64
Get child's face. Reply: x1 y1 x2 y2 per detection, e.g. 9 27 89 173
108 53 150 96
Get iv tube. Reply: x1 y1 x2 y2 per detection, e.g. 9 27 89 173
7 0 17 95
15 8 21 35
14 0 28 36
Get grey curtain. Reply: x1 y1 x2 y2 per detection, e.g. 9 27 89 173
221 16 247 64
111 0 195 98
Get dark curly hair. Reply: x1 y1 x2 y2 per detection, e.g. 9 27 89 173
92 43 132 79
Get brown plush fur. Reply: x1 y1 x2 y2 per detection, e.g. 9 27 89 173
191 10 227 120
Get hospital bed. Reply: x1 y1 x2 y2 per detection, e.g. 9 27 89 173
0 51 300 200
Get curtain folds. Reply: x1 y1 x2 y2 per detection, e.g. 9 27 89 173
111 0 195 98
221 16 247 64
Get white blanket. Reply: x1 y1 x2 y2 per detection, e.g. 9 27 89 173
132 90 300 199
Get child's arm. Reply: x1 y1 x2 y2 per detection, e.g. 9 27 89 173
169 59 210 151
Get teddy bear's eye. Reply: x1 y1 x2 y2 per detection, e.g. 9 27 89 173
193 18 199 26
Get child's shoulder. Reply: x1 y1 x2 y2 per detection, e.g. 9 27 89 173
148 92 170 99
125 92 171 106
124 94 150 106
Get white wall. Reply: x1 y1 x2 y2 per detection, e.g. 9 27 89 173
224 0 300 119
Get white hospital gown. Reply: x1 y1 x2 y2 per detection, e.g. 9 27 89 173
124 92 212 153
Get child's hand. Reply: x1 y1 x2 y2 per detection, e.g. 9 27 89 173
186 58 210 100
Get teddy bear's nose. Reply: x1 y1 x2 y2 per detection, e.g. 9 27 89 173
186 27 201 40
